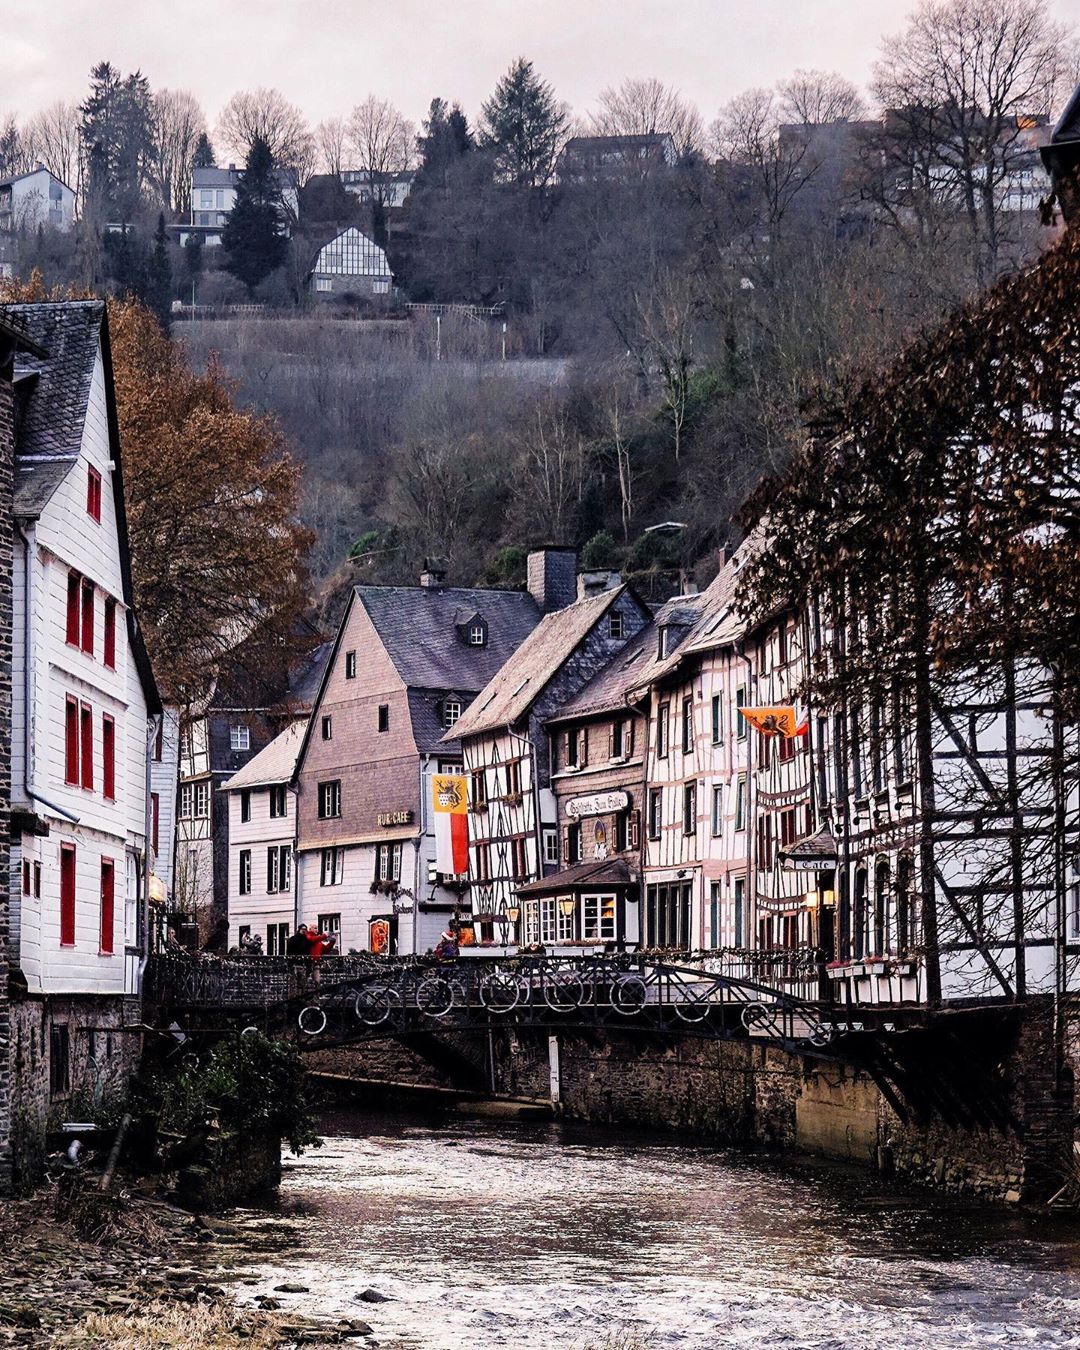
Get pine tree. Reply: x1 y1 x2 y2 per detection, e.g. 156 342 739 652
192 131 216 169
221 137 287 294
416 98 474 189
480 59 567 189
79 62 153 221
147 212 172 331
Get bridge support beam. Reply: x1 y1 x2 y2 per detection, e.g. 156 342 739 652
548 1034 561 1111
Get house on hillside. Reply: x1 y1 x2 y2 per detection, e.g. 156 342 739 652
308 227 392 300
340 169 414 209
559 134 677 181
293 559 549 956
0 166 75 234
179 164 299 247
2 300 162 1185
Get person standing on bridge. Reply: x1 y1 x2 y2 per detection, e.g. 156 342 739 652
285 924 311 956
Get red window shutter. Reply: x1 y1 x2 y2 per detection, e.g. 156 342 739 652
87 466 102 522
104 598 116 669
60 844 76 946
80 579 94 655
80 702 93 790
151 792 160 854
64 695 79 784
66 572 80 645
99 859 114 954
102 714 115 800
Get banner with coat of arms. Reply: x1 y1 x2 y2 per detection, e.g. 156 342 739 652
737 706 809 737
432 774 469 875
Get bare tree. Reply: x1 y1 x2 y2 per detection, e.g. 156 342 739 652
516 401 589 540
150 88 206 213
348 96 415 238
590 77 703 158
217 88 314 182
23 101 82 202
316 115 349 177
778 69 865 125
634 268 701 462
711 88 814 230
872 0 1071 279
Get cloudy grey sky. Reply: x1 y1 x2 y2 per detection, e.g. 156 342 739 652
7 0 1080 127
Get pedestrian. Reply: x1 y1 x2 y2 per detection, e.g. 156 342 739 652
308 929 333 960
285 924 311 956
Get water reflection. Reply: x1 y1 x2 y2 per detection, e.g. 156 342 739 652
218 1108 1080 1349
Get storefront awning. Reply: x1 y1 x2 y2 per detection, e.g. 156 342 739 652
778 825 838 871
516 856 638 898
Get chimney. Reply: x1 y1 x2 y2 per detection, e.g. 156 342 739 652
527 546 577 613
419 557 448 589
576 568 621 600
1041 84 1080 226
717 544 733 567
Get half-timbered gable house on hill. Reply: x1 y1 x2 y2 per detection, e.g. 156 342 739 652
2 301 162 1183
294 578 540 956
449 582 651 941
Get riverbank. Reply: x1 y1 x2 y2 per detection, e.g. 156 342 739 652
0 1184 380 1348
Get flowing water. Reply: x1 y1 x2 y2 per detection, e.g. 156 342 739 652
217 1107 1080 1349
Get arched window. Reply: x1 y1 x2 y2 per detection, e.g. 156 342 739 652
854 868 869 960
874 859 890 956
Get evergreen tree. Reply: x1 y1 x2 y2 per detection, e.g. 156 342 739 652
147 212 172 331
480 59 568 189
183 231 205 295
192 131 216 169
221 137 287 294
80 61 154 221
416 98 473 189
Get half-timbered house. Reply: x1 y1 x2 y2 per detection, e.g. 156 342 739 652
449 581 650 942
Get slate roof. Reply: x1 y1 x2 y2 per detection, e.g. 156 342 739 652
448 587 628 741
356 585 540 695
516 856 637 896
4 300 104 517
225 719 306 791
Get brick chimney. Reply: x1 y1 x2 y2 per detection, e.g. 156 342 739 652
419 557 448 588
527 547 577 613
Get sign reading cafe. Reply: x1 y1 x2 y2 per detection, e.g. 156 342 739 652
565 790 630 819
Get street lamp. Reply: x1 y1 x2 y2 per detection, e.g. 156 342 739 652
506 904 520 945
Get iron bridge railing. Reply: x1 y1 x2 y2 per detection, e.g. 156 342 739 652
146 952 838 1051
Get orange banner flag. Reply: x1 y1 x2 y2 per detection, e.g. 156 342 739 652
738 706 804 737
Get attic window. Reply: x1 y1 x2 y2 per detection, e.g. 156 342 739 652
87 465 102 522
657 627 669 660
444 698 463 729
468 621 486 646
608 611 624 640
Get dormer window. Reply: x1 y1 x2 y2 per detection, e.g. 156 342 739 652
468 622 486 646
608 610 624 640
443 698 463 729
657 626 669 660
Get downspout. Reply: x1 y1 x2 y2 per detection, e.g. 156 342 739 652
289 783 301 932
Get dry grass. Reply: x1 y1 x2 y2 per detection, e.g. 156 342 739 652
575 1334 653 1350
54 1299 294 1350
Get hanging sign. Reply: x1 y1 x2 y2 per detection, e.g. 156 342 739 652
566 790 630 819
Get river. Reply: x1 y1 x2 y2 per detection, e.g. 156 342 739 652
215 1107 1080 1349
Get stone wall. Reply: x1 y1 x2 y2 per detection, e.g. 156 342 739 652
9 994 142 1191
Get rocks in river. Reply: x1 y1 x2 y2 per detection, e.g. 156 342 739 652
356 1288 391 1302
256 1296 282 1310
274 1281 311 1293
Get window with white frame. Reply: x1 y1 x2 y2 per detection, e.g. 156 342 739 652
318 780 341 819
239 849 251 895
269 784 287 818
320 846 344 886
178 783 193 819
734 775 747 831
193 781 210 818
376 841 401 882
230 723 250 751
543 829 559 866
468 623 485 646
315 277 332 292
711 784 724 836
444 698 462 729
266 845 291 893
582 894 616 941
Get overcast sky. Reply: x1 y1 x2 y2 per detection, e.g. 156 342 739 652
7 0 1080 129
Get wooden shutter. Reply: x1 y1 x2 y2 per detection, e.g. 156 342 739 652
66 572 80 645
562 829 570 864
629 809 641 850
102 714 115 800
99 859 114 954
80 579 94 655
580 727 588 767
64 695 79 784
608 723 615 758
60 844 76 946
80 702 93 790
627 719 635 756
104 599 116 669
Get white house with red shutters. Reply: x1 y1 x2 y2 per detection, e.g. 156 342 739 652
4 301 161 1139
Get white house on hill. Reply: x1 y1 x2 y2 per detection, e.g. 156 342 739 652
309 227 392 299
